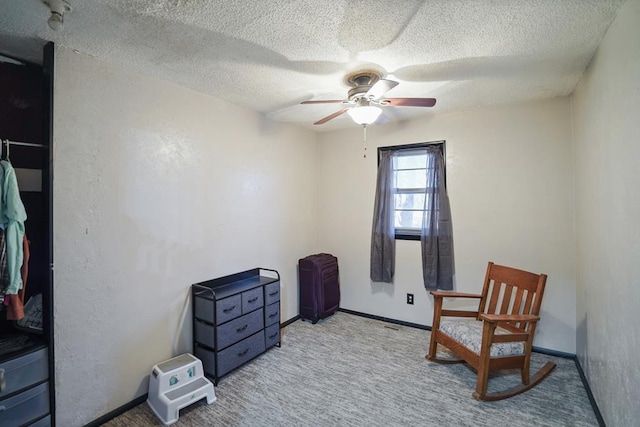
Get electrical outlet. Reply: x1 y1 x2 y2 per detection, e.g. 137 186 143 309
407 293 414 305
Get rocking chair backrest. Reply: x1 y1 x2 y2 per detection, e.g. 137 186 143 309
477 262 548 332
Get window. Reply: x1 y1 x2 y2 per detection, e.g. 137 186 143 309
379 141 445 240
371 140 453 288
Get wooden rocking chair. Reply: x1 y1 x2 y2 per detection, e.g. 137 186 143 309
427 262 556 401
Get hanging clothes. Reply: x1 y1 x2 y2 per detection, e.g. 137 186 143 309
0 228 9 295
0 159 27 297
6 233 29 320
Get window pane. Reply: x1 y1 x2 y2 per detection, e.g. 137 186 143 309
394 193 425 210
395 153 427 169
395 169 426 189
379 143 445 240
394 210 424 229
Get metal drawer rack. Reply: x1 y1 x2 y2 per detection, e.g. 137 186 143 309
192 268 281 385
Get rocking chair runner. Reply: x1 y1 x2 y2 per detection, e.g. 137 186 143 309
427 262 556 401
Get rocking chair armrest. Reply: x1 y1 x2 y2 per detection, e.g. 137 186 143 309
479 313 540 323
441 309 479 318
430 291 483 299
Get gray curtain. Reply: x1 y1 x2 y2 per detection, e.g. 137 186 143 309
421 147 454 290
370 150 395 283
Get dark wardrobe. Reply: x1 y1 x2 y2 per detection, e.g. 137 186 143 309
0 43 54 426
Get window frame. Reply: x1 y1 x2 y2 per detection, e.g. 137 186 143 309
378 141 446 241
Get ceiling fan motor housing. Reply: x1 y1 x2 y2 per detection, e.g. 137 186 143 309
348 86 372 102
344 70 382 87
345 70 384 102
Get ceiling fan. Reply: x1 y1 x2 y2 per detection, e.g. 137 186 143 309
301 70 436 125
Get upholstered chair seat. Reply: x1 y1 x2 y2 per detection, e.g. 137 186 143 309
439 320 525 357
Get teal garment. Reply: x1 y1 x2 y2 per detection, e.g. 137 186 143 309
0 160 27 295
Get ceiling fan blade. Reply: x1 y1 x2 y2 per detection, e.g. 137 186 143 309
382 98 436 107
314 108 350 125
301 100 345 104
366 79 399 99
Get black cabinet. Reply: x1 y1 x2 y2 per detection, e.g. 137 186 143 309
192 268 281 384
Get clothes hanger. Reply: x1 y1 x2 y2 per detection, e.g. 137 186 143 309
1 139 10 162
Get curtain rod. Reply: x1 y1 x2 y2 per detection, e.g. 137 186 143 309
2 138 47 148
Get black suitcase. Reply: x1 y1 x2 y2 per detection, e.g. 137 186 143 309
298 253 340 323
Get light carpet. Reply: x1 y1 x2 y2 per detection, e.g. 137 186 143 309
104 312 597 427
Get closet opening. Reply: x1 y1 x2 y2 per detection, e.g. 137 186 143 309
0 42 54 426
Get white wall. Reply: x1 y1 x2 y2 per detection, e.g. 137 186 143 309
53 47 318 426
318 97 576 352
571 0 640 425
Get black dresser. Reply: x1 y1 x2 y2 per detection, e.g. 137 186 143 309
192 268 281 384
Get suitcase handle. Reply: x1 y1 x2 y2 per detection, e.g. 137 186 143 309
238 348 249 357
248 297 259 303
223 305 236 313
236 324 248 333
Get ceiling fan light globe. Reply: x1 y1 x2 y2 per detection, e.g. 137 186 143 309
347 106 382 125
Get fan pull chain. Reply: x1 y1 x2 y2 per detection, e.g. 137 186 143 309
362 124 367 158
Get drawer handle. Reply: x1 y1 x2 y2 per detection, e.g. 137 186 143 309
268 291 279 296
238 349 249 357
223 305 236 313
268 312 278 318
268 333 278 339
236 324 248 333
248 297 259 303
0 369 4 393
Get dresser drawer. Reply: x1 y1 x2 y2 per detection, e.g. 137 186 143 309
242 287 263 314
265 323 280 348
217 309 264 350
217 332 265 377
264 281 280 306
264 302 280 327
0 347 48 399
216 295 242 324
0 381 49 427
194 293 241 324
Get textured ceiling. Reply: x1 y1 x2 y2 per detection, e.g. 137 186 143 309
0 0 625 131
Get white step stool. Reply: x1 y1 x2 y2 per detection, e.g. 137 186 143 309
147 353 216 426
